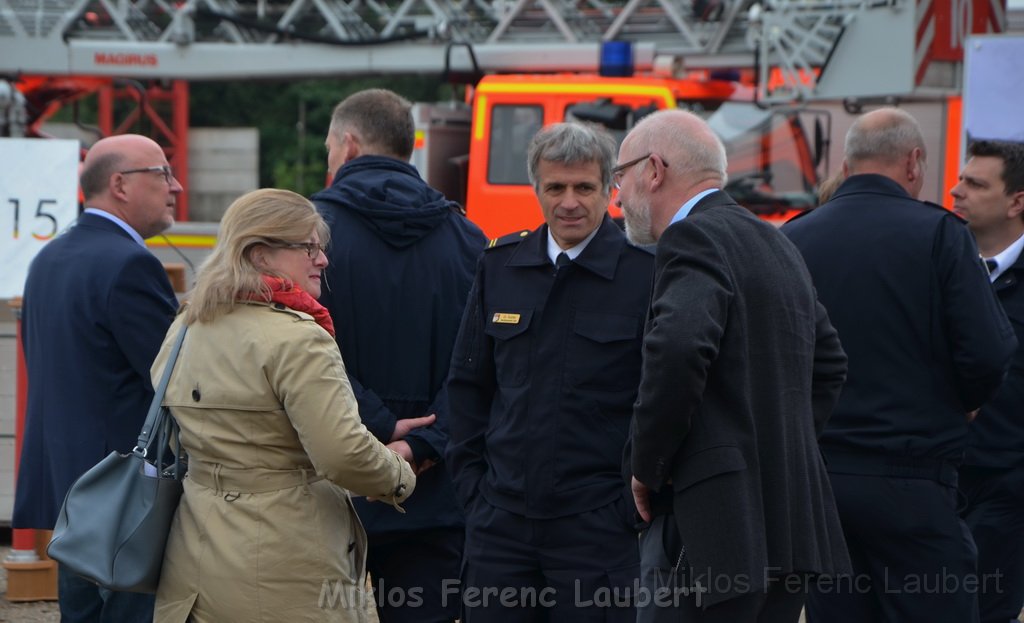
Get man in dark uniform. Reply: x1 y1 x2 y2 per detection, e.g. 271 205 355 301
312 88 487 623
782 108 1016 623
951 139 1024 623
446 122 653 622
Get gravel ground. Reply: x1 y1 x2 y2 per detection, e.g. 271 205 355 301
0 544 382 623
0 547 1019 623
0 546 60 623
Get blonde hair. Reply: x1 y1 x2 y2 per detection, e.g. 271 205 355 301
184 188 329 325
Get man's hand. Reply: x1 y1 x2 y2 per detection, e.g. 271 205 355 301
967 409 979 423
390 413 436 442
387 440 437 475
387 440 415 464
416 458 437 476
632 476 652 524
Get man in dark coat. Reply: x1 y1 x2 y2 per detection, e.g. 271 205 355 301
312 88 486 623
783 108 1016 623
950 139 1024 623
14 134 180 621
617 109 851 622
446 122 653 622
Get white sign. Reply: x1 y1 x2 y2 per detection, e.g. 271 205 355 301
964 35 1024 143
0 138 80 298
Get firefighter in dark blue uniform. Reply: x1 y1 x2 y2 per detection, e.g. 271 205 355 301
951 139 1024 623
783 108 1016 623
446 122 654 622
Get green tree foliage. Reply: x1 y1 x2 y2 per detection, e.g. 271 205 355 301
190 76 453 193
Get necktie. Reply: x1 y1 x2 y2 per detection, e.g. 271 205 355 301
985 258 998 275
555 252 571 270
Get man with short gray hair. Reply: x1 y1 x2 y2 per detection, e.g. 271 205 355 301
783 108 1016 622
447 121 653 622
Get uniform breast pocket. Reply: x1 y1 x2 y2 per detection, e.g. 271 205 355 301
483 309 533 387
567 311 642 391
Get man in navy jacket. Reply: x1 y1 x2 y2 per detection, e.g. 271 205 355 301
447 122 653 622
313 88 486 623
14 134 180 621
951 139 1024 623
783 109 1016 622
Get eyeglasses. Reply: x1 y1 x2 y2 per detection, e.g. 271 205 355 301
611 153 668 190
267 240 325 260
120 165 175 184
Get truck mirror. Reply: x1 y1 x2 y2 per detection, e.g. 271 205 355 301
634 103 659 123
443 42 483 86
814 118 825 168
567 99 630 130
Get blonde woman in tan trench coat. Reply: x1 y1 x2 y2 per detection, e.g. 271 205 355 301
150 188 415 622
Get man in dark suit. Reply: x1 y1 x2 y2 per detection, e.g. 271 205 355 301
447 122 653 621
617 109 851 622
14 134 181 621
782 108 1016 623
950 139 1024 623
312 88 487 623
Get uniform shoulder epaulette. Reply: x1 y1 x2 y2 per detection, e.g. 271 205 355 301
486 230 531 250
922 200 966 222
256 300 309 321
783 207 816 224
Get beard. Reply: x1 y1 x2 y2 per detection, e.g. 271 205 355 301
623 196 656 246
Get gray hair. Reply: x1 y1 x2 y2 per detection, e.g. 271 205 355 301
527 122 618 194
845 107 926 169
628 109 727 184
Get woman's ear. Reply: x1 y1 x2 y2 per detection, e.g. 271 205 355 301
250 246 267 271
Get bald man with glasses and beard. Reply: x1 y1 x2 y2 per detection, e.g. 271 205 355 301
617 109 851 623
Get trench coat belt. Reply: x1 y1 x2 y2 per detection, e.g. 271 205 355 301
187 459 325 493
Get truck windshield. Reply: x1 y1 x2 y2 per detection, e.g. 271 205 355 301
482 98 818 221
707 102 817 218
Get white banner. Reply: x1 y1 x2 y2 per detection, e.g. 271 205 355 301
0 138 80 299
964 35 1024 143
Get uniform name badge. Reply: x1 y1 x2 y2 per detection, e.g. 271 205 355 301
492 312 521 324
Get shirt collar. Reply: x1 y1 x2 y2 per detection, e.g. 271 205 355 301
547 223 601 265
986 232 1024 282
83 207 146 247
669 188 719 225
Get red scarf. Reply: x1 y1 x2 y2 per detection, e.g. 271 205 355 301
252 276 336 337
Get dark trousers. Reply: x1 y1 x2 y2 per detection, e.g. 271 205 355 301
461 496 639 623
637 515 806 623
366 527 463 623
57 565 154 623
960 465 1024 623
806 473 979 623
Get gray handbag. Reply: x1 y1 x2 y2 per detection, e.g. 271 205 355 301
47 326 188 594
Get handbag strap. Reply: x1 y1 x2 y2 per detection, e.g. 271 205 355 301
135 325 188 457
